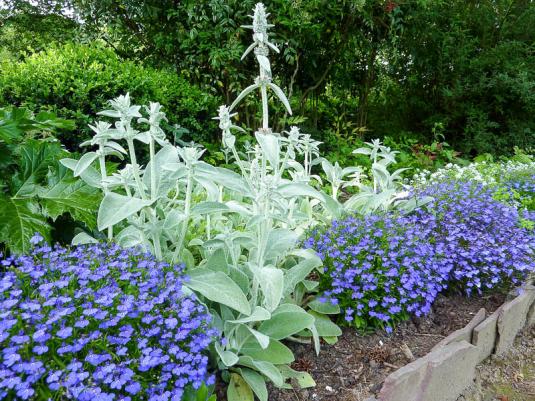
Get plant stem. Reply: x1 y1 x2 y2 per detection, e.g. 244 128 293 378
98 147 113 241
172 169 193 264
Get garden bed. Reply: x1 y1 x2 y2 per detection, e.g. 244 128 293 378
267 292 507 401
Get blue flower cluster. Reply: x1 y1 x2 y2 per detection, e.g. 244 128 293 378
305 213 450 331
0 236 216 401
307 180 535 331
418 181 534 292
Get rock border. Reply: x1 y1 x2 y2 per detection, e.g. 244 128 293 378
374 282 535 401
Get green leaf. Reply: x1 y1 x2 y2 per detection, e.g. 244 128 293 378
215 342 239 367
14 141 65 197
308 298 340 315
0 195 50 253
74 151 98 177
71 232 98 245
239 368 268 401
227 373 254 401
258 304 315 340
39 164 100 229
191 201 230 216
60 158 102 188
255 132 280 170
239 358 283 388
256 267 284 312
186 268 251 315
228 307 271 324
264 229 298 261
97 193 153 230
241 338 294 365
279 366 316 389
283 255 322 296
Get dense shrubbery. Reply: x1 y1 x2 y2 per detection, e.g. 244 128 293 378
0 237 216 400
309 179 535 331
0 43 219 148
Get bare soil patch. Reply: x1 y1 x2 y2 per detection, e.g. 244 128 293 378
268 292 506 401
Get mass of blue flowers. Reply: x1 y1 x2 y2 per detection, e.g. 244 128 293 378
0 236 216 401
306 180 535 331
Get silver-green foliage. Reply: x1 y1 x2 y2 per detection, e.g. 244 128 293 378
62 3 420 400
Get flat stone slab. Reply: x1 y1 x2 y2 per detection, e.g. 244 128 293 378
432 308 486 351
378 341 478 401
472 306 501 363
495 288 534 355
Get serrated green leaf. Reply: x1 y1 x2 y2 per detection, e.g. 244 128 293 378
0 195 50 253
39 165 100 229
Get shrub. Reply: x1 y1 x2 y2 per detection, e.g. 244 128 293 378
305 213 449 331
0 43 220 148
0 236 216 400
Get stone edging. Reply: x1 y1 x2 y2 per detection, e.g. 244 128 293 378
369 282 535 401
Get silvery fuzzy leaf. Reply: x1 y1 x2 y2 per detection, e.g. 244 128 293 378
196 163 252 195
162 209 185 231
264 229 298 261
278 366 315 389
191 201 230 216
71 231 98 245
256 54 271 75
186 268 251 315
256 267 284 312
230 83 260 111
255 132 280 170
143 145 179 197
267 83 292 115
241 42 257 60
105 141 127 154
192 176 219 201
283 256 322 296
228 307 271 324
240 338 294 365
215 342 239 367
245 326 270 349
134 131 151 144
97 193 154 230
238 368 268 401
115 225 144 248
61 158 102 188
74 152 98 177
257 304 314 340
243 359 283 388
352 147 372 156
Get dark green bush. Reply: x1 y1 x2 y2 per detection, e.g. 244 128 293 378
0 42 220 148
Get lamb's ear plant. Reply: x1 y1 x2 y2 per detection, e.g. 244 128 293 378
62 3 343 400
343 139 432 213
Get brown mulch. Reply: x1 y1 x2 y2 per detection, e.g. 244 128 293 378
214 293 506 401
268 292 506 401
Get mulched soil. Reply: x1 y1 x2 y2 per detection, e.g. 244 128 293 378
267 292 506 401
